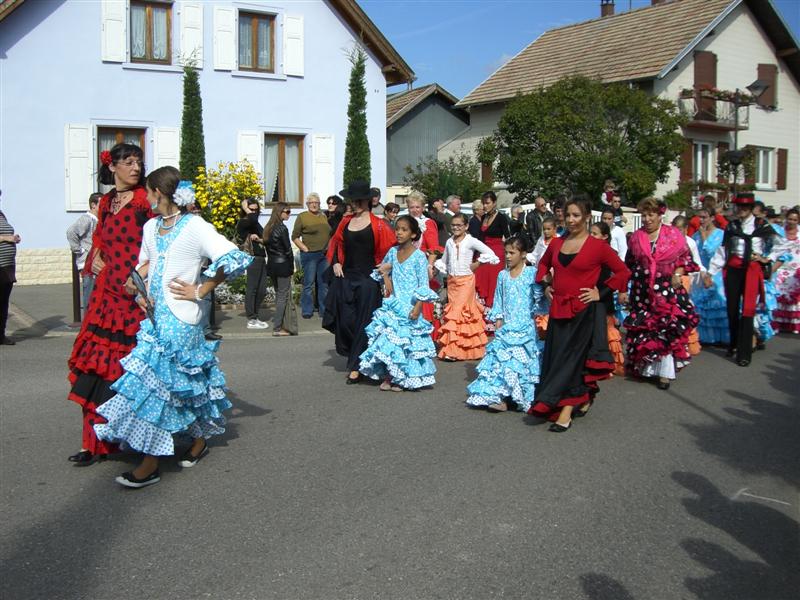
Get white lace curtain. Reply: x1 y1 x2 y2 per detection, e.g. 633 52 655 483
238 16 252 67
131 4 168 60
264 137 279 202
257 18 270 69
284 139 300 203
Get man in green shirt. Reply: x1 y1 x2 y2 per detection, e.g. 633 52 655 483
292 193 332 318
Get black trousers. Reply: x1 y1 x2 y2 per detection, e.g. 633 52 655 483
0 281 12 340
244 256 268 320
724 266 754 364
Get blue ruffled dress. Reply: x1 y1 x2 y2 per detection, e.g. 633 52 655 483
466 266 543 412
691 228 730 345
755 226 785 343
94 216 252 456
359 247 438 389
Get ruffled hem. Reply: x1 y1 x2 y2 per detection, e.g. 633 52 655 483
466 328 540 411
358 298 437 389
95 394 227 456
697 325 730 345
204 249 253 279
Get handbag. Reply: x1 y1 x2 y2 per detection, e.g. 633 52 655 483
240 236 254 256
283 280 299 335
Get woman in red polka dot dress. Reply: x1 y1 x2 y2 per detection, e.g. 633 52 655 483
67 144 153 465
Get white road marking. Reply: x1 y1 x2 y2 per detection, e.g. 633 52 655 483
730 487 792 506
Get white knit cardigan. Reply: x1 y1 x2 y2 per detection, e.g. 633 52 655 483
138 215 238 324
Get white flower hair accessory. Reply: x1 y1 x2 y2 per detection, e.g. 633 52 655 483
173 180 196 207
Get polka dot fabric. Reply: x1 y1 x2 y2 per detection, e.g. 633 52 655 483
94 216 250 456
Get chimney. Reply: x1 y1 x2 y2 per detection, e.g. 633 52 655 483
601 0 615 18
651 0 666 5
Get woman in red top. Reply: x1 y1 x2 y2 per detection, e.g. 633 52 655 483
67 144 154 464
529 196 630 432
323 181 396 384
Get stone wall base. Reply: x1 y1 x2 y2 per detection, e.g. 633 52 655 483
15 248 73 285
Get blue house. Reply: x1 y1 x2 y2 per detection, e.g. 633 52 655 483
0 0 413 284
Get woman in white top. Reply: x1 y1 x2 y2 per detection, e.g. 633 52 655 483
434 212 499 361
94 167 252 489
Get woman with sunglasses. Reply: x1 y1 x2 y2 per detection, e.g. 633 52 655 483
67 143 154 465
264 203 295 336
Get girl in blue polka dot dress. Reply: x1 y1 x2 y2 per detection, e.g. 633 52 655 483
94 167 252 488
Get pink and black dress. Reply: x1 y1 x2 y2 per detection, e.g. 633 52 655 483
624 225 700 380
67 188 153 455
529 236 630 420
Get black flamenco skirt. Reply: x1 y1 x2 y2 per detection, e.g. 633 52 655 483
529 303 615 420
322 271 382 371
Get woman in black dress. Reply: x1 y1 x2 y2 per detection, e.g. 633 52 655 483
474 191 510 309
323 181 396 383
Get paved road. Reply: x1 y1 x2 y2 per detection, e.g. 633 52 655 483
0 332 797 600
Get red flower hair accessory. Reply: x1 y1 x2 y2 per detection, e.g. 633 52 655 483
100 150 113 166
658 202 668 216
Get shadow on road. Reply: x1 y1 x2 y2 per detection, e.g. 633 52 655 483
214 391 271 449
9 314 68 340
579 573 636 599
672 471 799 600
681 351 800 488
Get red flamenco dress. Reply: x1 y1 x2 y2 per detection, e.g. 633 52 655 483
416 216 443 340
67 188 153 455
529 236 630 420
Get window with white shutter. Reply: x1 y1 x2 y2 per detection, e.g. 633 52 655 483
101 0 127 62
213 6 235 70
283 15 303 77
154 128 181 170
179 1 203 67
64 125 94 211
312 134 334 199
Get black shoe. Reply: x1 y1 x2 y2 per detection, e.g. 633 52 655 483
573 399 594 418
204 332 222 341
737 359 751 367
178 442 208 468
302 314 313 319
346 374 361 385
656 380 670 390
115 470 160 488
755 341 766 351
548 421 571 433
725 347 735 357
0 337 15 346
68 450 105 466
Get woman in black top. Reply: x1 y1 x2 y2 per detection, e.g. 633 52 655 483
468 199 484 239
263 202 295 336
236 199 269 329
474 191 510 309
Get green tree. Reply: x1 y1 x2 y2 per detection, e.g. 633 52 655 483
403 151 484 203
493 76 688 204
343 47 370 186
179 62 206 182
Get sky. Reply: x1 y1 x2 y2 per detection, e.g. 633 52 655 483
360 0 800 99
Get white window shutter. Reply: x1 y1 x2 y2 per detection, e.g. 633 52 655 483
154 128 181 170
237 131 263 174
64 124 93 211
213 6 235 71
312 134 335 198
101 0 127 63
283 15 304 77
180 2 204 68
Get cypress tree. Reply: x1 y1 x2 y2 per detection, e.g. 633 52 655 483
179 63 206 182
343 47 371 186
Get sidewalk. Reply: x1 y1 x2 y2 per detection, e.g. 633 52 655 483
5 283 327 341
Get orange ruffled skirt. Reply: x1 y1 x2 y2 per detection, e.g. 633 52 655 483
437 274 488 360
606 316 625 376
682 275 702 356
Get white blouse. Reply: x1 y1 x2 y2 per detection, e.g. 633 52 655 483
434 234 499 276
138 215 238 324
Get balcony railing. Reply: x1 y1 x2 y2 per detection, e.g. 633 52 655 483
678 95 750 131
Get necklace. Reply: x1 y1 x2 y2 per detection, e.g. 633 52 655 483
110 189 133 214
159 214 182 230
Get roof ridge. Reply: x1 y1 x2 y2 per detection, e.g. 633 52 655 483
544 0 689 34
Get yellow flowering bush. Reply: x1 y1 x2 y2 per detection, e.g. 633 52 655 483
194 161 264 241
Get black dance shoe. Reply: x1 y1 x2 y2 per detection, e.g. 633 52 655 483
737 359 751 367
178 442 208 468
548 421 572 433
345 374 361 385
725 347 735 357
204 332 222 341
68 450 105 466
574 400 594 418
656 380 670 391
115 470 160 489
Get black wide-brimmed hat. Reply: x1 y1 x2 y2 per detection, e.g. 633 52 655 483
339 180 372 201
